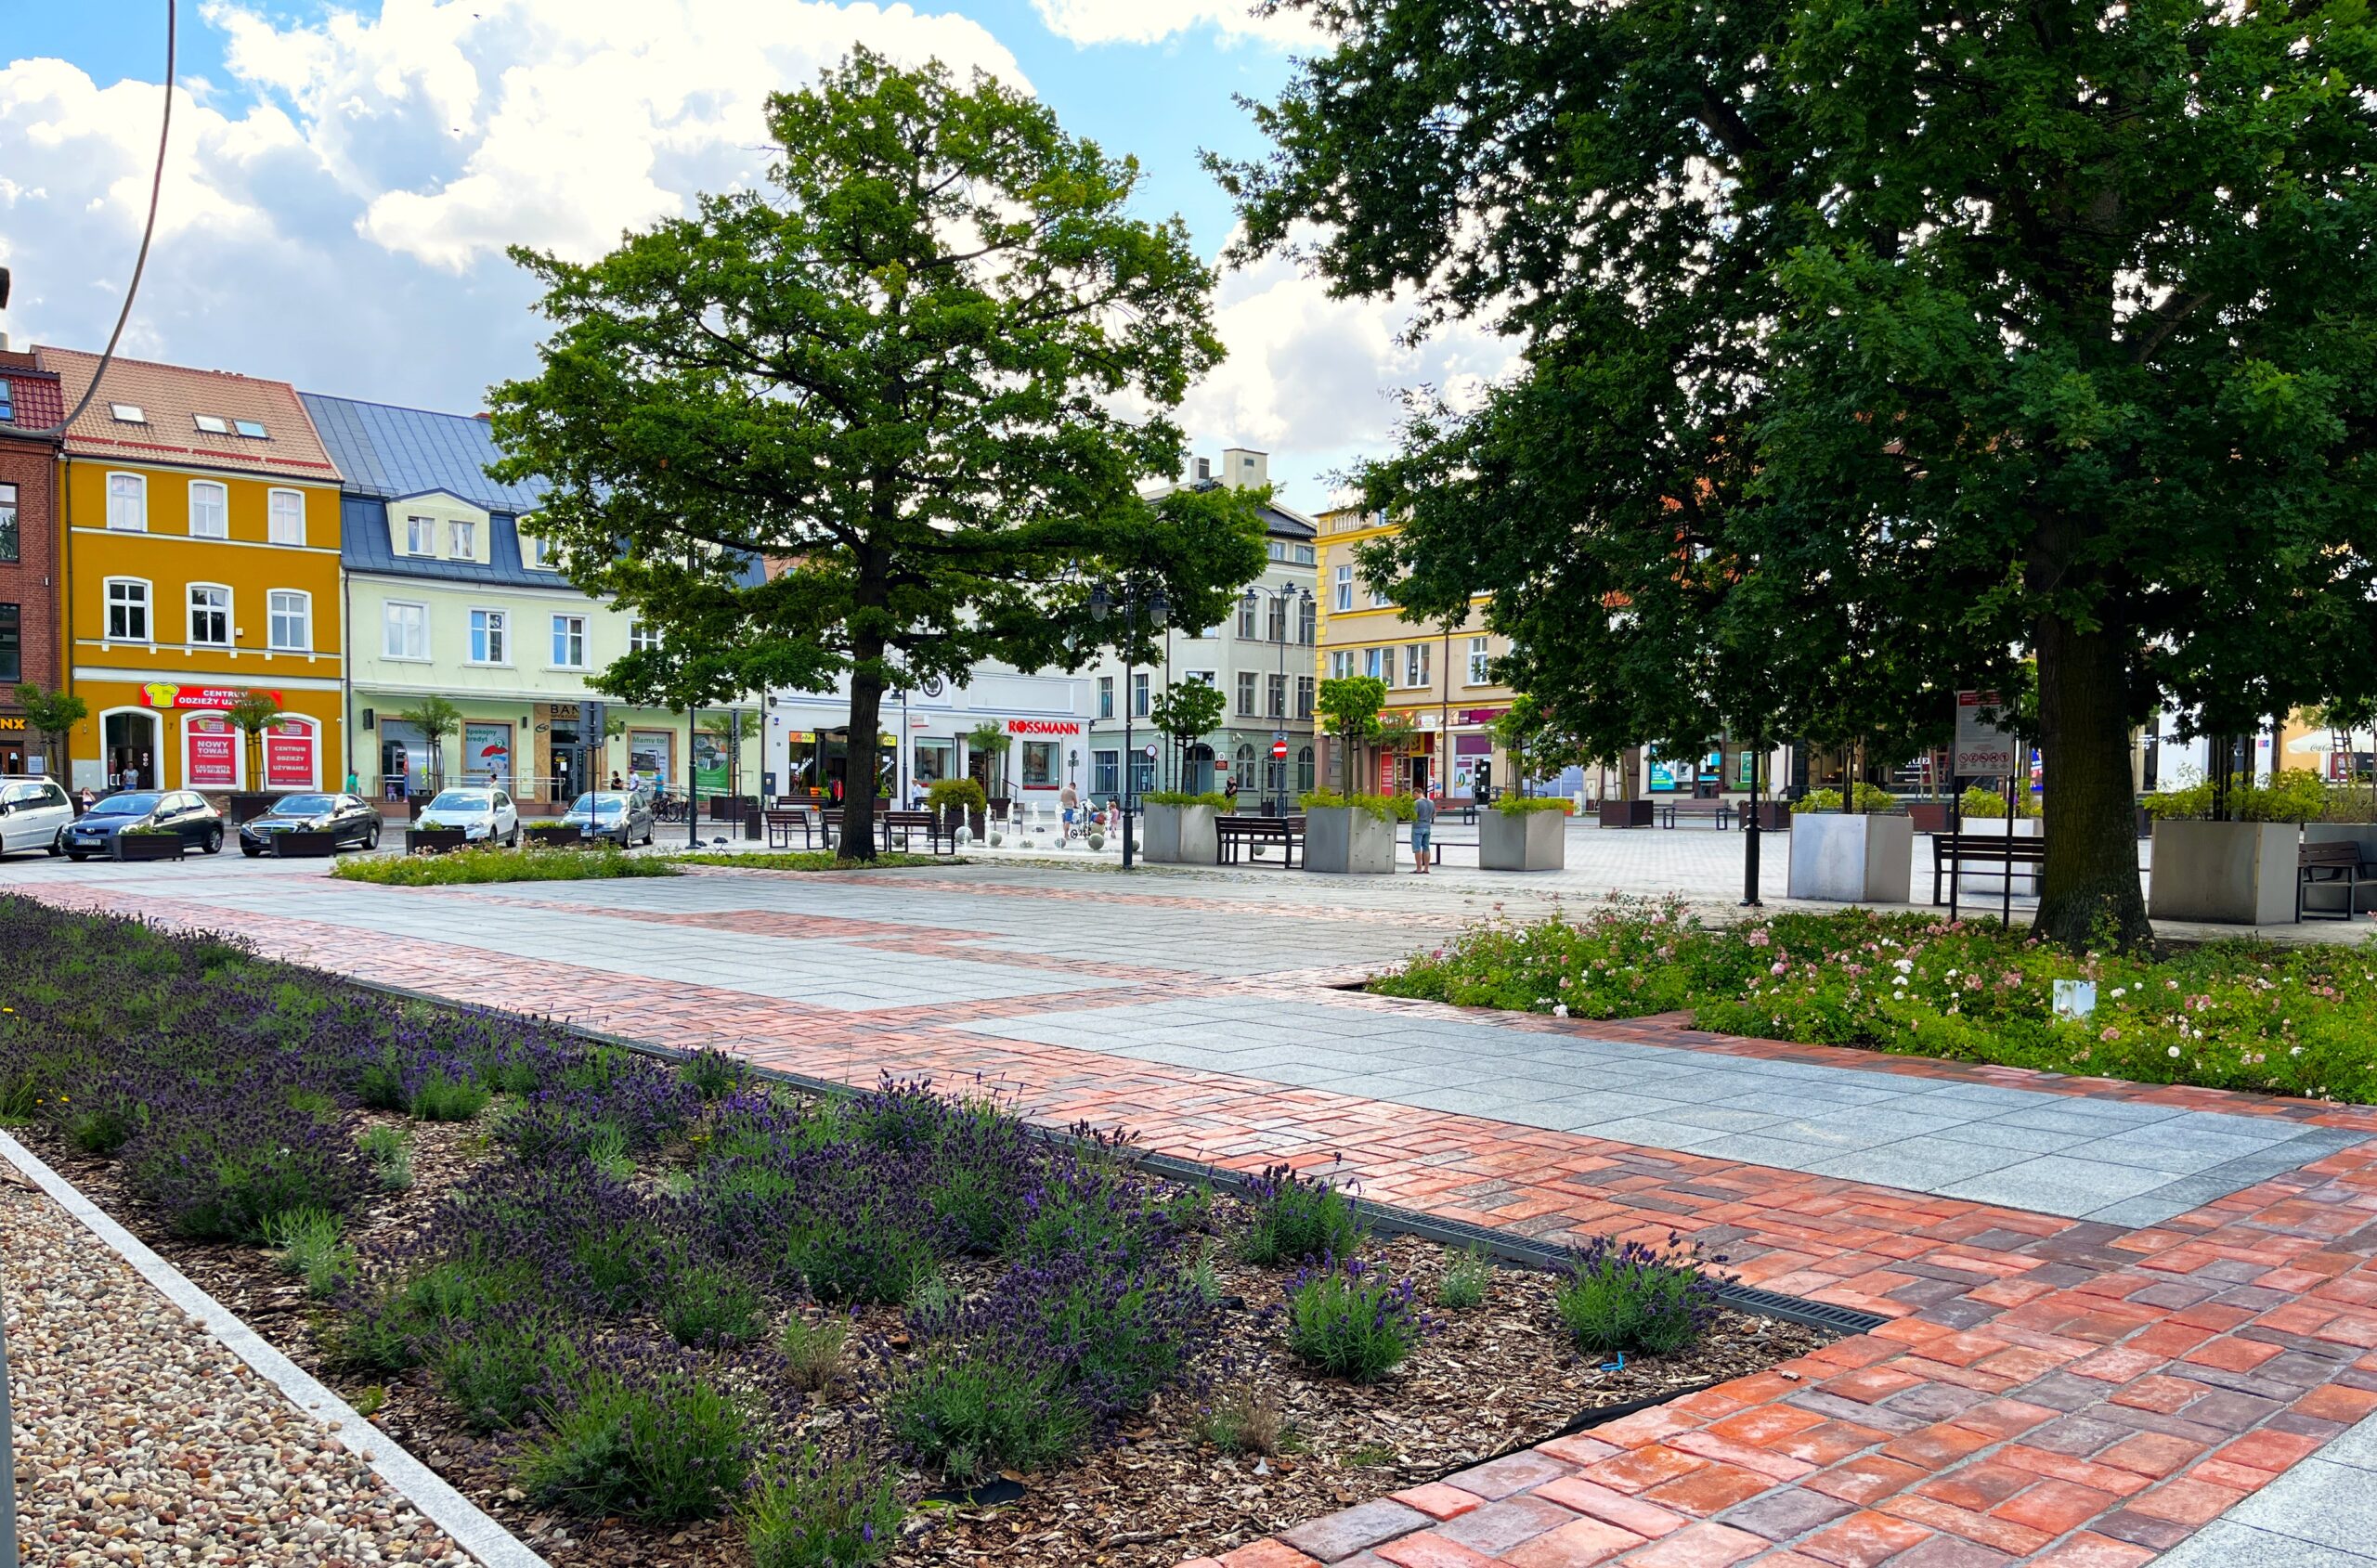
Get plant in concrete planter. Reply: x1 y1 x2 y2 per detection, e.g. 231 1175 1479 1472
1480 795 1567 871
1298 790 1401 874
1141 791 1226 863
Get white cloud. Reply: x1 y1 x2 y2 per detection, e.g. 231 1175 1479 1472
1032 0 1324 47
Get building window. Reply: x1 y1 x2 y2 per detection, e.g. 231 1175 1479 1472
552 614 588 668
406 515 435 555
1267 673 1288 718
1092 749 1120 797
1296 675 1315 719
1365 646 1385 683
1236 743 1257 786
1184 668 1216 688
193 413 228 434
1406 642 1431 689
1132 671 1150 717
267 590 311 651
1468 636 1491 684
0 483 16 564
1297 745 1315 793
1266 596 1289 642
267 489 305 546
521 529 556 570
1022 741 1057 787
628 620 660 653
188 482 228 540
383 601 428 660
448 519 476 559
1238 596 1258 638
106 578 150 642
0 603 16 683
107 473 147 531
1131 749 1156 797
188 585 231 647
1332 564 1353 612
0 382 12 421
110 403 145 424
471 609 509 664
1370 579 1394 609
1330 650 1355 680
1298 596 1317 644
1097 676 1114 719
234 418 268 439
1294 544 1317 565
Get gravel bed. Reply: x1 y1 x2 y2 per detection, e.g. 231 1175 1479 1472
2 1175 474 1567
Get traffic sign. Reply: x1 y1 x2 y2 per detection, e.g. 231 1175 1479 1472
1143 743 1158 759
1271 739 1289 759
1953 691 2018 777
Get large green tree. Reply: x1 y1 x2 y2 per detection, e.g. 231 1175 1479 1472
491 50 1266 857
1221 0 2377 946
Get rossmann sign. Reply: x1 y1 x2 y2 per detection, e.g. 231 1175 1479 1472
1006 719 1082 735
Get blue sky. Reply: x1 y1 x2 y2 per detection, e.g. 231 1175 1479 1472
0 1 1513 506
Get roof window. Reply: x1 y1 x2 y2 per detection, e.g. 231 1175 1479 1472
233 418 268 439
0 382 12 422
110 403 146 424
193 414 229 434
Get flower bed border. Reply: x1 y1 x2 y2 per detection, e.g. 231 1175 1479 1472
0 1128 550 1568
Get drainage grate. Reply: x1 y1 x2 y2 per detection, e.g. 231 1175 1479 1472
344 978 1888 1337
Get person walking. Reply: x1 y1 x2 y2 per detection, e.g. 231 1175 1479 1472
1410 788 1436 875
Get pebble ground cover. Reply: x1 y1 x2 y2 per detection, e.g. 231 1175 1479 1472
1379 898 2377 1102
0 897 1815 1566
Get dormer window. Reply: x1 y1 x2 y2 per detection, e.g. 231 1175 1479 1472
449 520 476 560
0 382 13 423
110 403 146 424
521 530 556 570
405 515 435 556
193 414 229 434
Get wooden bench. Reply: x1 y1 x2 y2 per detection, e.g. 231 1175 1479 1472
1658 799 1734 830
1217 814 1304 867
2299 840 2369 921
1931 832 2047 902
880 810 959 854
764 807 831 850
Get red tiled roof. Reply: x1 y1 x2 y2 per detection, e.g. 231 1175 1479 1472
34 346 342 483
0 365 65 436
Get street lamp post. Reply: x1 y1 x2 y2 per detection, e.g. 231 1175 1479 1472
1242 582 1314 814
1090 580 1168 869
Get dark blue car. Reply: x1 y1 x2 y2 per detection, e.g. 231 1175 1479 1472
61 791 226 861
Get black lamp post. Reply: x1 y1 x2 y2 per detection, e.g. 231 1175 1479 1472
1242 581 1315 814
1090 580 1168 869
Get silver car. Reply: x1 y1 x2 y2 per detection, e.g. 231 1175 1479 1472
558 791 655 847
0 777 72 857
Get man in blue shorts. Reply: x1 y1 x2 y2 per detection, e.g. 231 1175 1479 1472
1410 788 1435 875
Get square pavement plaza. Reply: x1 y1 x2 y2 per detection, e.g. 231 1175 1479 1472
20 854 2377 1567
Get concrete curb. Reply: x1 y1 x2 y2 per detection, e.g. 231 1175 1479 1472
0 1129 550 1568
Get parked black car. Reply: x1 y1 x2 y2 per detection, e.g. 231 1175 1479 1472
238 792 383 857
61 791 225 860
558 790 656 847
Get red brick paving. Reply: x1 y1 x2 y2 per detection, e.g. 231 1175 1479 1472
32 875 2377 1566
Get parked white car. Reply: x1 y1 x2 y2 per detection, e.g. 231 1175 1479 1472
0 777 72 857
416 787 520 845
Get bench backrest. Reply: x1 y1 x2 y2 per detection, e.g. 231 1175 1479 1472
883 810 936 827
1935 833 2047 855
2300 841 2362 868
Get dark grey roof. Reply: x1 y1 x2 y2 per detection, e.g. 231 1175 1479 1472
300 391 545 513
342 495 572 589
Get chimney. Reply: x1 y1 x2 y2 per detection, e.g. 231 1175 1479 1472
1220 447 1268 490
1193 456 1212 485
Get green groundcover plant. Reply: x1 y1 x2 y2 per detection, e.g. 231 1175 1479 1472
334 843 679 887
1377 898 2377 1103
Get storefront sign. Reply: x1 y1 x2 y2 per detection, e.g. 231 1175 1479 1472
463 722 513 785
1954 690 2020 777
1007 719 1082 735
140 684 283 712
1458 707 1507 725
0 716 24 732
264 719 317 789
186 715 238 788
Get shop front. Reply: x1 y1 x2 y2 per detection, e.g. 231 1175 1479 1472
0 712 37 777
72 680 338 795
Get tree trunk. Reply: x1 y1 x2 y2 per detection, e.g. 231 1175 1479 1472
842 648 884 861
2033 610 2150 949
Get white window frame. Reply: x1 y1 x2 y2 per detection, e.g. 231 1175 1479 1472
1131 670 1150 718
188 481 229 540
1365 646 1385 683
405 515 435 556
470 607 511 666
1332 564 1353 612
1296 675 1315 719
1370 579 1394 609
104 577 152 643
1267 672 1288 719
180 712 245 792
106 472 148 532
1330 650 1355 680
1097 677 1114 720
448 518 476 560
383 600 430 661
520 529 557 571
260 713 323 792
187 583 233 648
1236 671 1257 717
628 620 660 654
551 613 588 670
1406 642 1430 688
266 487 305 547
1468 636 1492 686
266 589 312 652
1184 668 1216 688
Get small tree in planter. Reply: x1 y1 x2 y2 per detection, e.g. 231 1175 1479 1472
1149 681 1226 796
15 682 86 783
1317 676 1387 795
926 776 988 839
396 695 463 793
223 692 285 818
961 720 1010 803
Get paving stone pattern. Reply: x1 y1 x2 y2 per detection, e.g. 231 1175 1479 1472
18 857 2377 1565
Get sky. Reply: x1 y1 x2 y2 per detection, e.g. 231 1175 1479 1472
0 0 1514 509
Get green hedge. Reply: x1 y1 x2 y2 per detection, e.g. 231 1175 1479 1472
333 844 679 887
1493 796 1570 815
1144 792 1227 809
1298 790 1417 823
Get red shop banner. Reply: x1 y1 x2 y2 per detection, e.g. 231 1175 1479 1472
140 683 285 712
186 716 238 788
264 720 317 789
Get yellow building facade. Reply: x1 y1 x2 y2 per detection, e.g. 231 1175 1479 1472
1313 503 1517 800
43 349 345 794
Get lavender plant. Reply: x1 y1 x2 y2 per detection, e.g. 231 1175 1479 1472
515 1341 769 1521
743 1438 903 1568
1282 1255 1428 1382
1552 1233 1729 1356
1237 1164 1362 1266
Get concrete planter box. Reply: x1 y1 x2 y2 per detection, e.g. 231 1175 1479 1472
1305 805 1396 875
1479 809 1566 872
2150 819 2299 925
1599 799 1655 829
525 824 591 848
109 833 184 862
1140 803 1221 865
1786 812 1914 903
268 830 341 858
227 791 276 825
2305 824 2377 913
407 827 470 855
